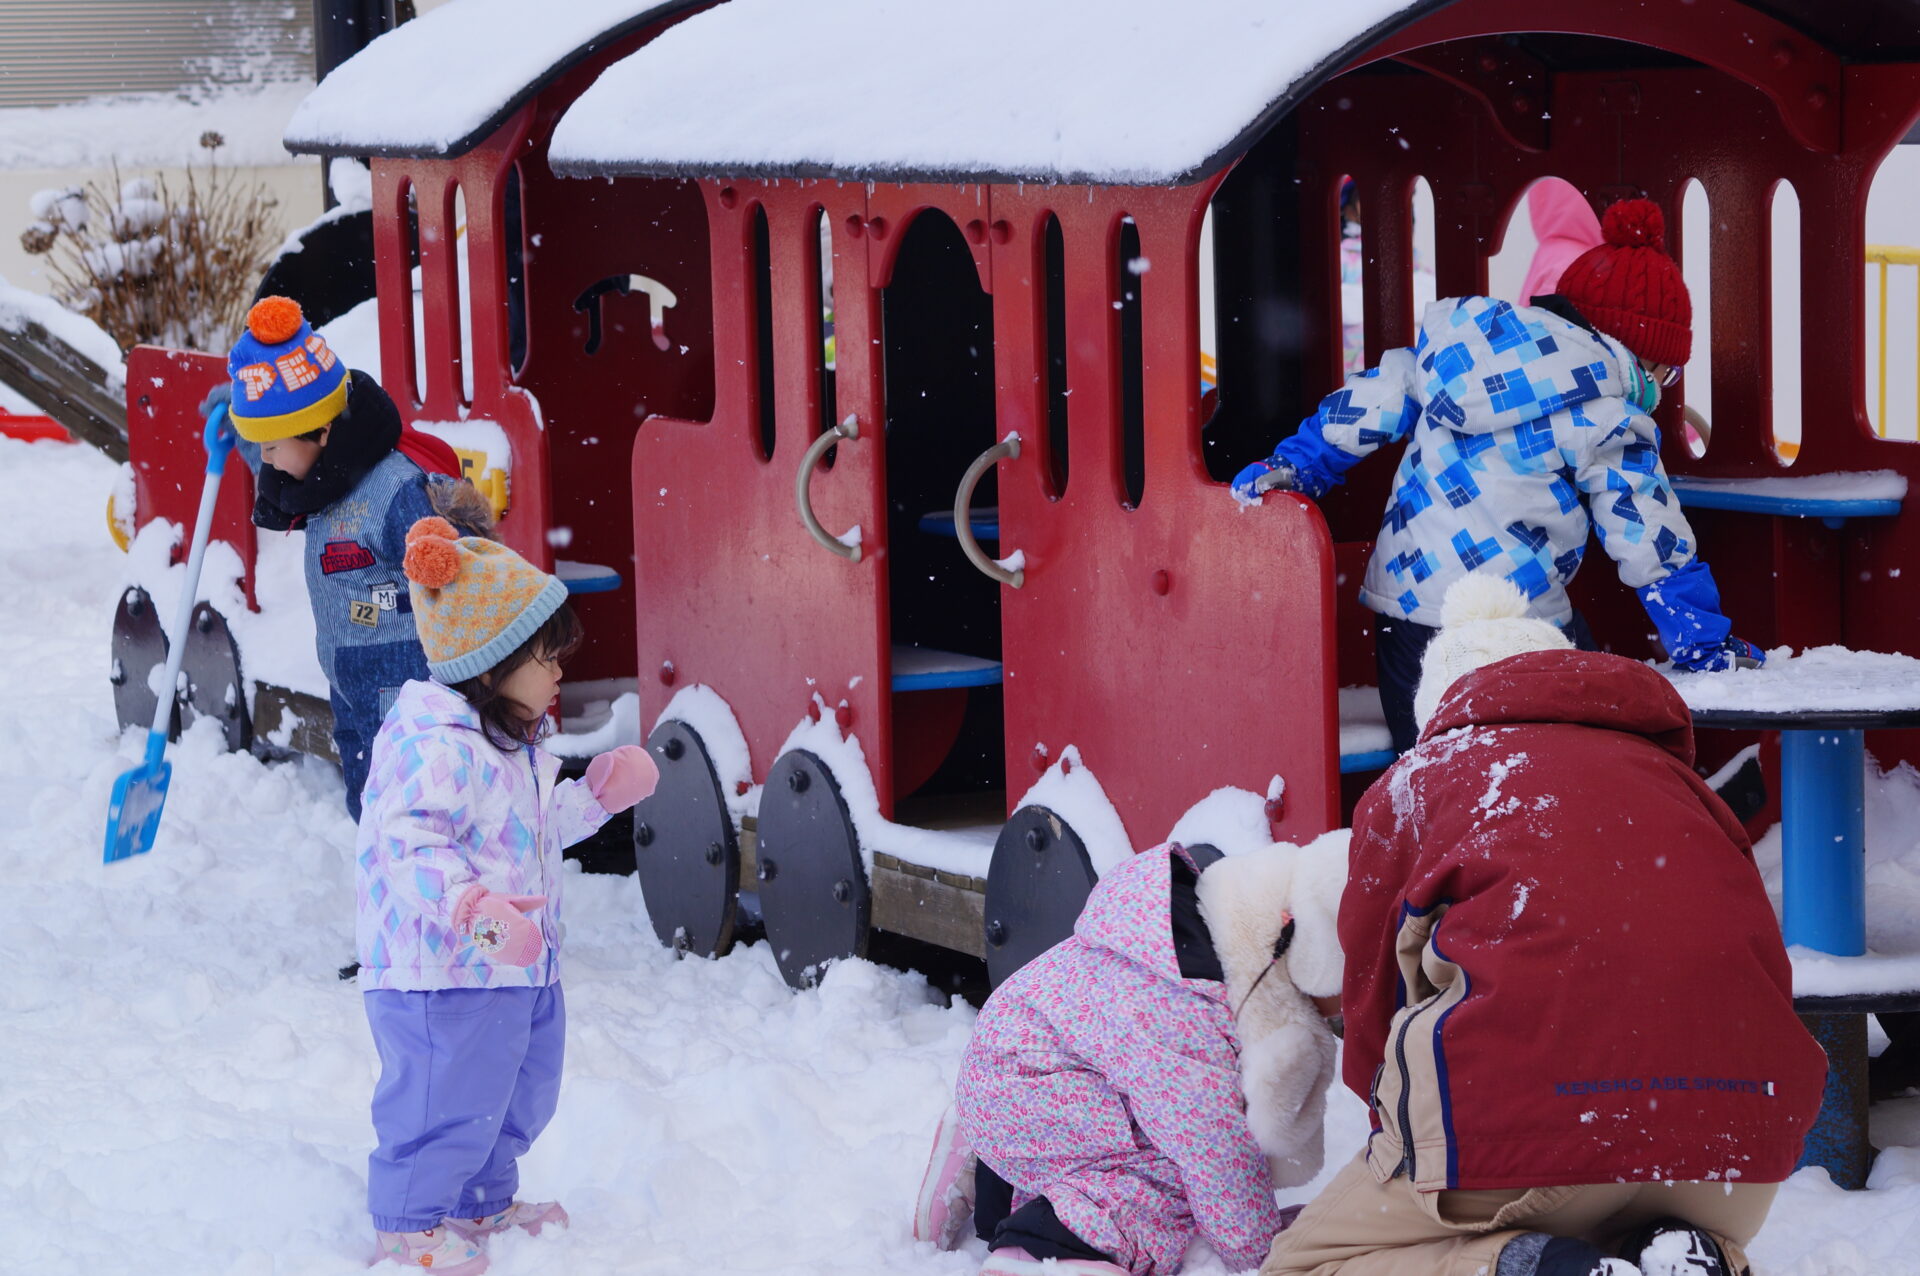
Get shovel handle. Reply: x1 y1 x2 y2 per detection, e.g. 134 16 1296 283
145 403 235 745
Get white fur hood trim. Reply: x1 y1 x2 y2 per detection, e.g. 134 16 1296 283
1195 831 1350 1187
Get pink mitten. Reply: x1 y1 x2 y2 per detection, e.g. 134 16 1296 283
584 745 660 814
452 887 548 966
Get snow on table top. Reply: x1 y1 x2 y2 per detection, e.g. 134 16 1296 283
548 0 1425 183
284 0 699 157
1665 645 1920 717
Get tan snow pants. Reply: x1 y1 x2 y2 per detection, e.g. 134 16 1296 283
1262 1151 1776 1276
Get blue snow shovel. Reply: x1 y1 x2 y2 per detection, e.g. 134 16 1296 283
103 402 237 864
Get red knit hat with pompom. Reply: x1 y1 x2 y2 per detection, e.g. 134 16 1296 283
1556 198 1691 367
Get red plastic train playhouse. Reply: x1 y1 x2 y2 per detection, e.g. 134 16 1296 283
114 0 1920 1002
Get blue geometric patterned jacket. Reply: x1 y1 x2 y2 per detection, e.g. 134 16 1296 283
1270 295 1733 663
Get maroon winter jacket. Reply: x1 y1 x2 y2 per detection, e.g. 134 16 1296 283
1341 648 1825 1192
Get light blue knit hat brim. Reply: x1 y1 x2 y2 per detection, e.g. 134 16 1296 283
428 575 571 684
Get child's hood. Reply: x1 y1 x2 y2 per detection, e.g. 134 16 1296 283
1413 294 1636 434
383 677 483 742
1071 844 1203 989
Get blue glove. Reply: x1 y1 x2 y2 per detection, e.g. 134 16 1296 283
1231 459 1298 501
1638 560 1736 665
1670 636 1766 673
1231 460 1275 500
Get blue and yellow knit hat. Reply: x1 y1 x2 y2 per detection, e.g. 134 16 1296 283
402 517 569 683
225 296 349 442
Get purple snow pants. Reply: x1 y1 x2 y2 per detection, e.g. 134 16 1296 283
363 983 565 1232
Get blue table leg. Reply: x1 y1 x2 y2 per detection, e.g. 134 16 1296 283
1780 728 1871 1188
1780 729 1866 956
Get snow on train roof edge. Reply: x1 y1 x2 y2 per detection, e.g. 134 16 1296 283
282 0 705 159
547 0 1436 186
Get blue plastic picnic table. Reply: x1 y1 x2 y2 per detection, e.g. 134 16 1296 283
1690 703 1920 1188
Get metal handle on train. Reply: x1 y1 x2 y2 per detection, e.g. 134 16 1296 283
954 437 1025 589
796 415 863 563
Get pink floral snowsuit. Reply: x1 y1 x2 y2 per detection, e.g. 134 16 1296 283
956 846 1285 1275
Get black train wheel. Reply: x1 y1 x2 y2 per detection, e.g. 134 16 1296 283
631 719 740 958
756 750 870 989
983 824 1227 988
110 586 170 738
984 805 1098 988
180 603 250 753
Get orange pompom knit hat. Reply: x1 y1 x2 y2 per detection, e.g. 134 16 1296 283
1556 198 1691 367
401 517 569 683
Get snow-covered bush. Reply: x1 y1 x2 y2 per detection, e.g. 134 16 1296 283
17 133 282 355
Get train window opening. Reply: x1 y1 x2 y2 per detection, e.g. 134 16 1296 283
751 204 777 462
816 207 838 447
1771 180 1802 465
449 182 471 409
505 164 528 377
400 179 425 408
1679 179 1714 457
880 210 1005 801
1335 175 1365 378
1865 147 1920 443
1194 118 1310 484
1410 176 1436 326
1117 217 1146 509
1043 213 1070 498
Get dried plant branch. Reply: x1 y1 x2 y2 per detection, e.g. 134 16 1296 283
19 134 283 356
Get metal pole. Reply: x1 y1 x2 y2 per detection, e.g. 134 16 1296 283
310 1 397 209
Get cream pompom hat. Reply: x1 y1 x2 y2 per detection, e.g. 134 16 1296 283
1411 573 1573 734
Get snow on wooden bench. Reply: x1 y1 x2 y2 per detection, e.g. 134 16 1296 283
916 508 1000 540
1339 686 1397 774
556 559 622 595
892 645 1004 692
1670 469 1907 527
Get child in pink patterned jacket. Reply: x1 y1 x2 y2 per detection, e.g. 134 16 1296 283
355 517 659 1274
914 837 1349 1276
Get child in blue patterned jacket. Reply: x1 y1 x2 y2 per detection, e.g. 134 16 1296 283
1231 199 1761 751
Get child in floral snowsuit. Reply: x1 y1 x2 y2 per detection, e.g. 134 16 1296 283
913 838 1348 1276
356 517 659 1273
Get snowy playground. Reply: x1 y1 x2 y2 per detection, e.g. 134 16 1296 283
18 1 1920 1273
2 430 1919 1273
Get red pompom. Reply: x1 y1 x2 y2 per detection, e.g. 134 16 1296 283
404 536 461 589
246 295 306 345
405 515 459 547
1601 198 1666 252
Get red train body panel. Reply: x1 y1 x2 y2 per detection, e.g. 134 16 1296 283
112 0 1920 979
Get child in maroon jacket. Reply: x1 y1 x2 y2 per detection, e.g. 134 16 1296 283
1264 574 1826 1276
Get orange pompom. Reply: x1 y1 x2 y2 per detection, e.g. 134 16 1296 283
405 516 459 547
404 535 461 589
246 295 306 345
1601 198 1666 252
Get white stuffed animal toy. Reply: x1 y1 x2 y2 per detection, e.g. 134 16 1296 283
1196 829 1350 1188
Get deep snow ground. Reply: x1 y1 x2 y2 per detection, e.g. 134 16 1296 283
3 434 1920 1275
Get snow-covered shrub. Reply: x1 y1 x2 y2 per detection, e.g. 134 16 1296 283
17 133 282 355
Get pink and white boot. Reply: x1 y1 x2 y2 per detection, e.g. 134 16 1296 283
373 1224 488 1273
978 1248 1127 1276
445 1201 570 1242
911 1102 978 1250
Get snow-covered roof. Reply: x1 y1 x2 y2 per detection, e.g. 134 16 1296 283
283 0 706 159
548 0 1437 185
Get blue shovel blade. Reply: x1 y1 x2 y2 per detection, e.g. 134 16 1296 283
103 759 173 863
